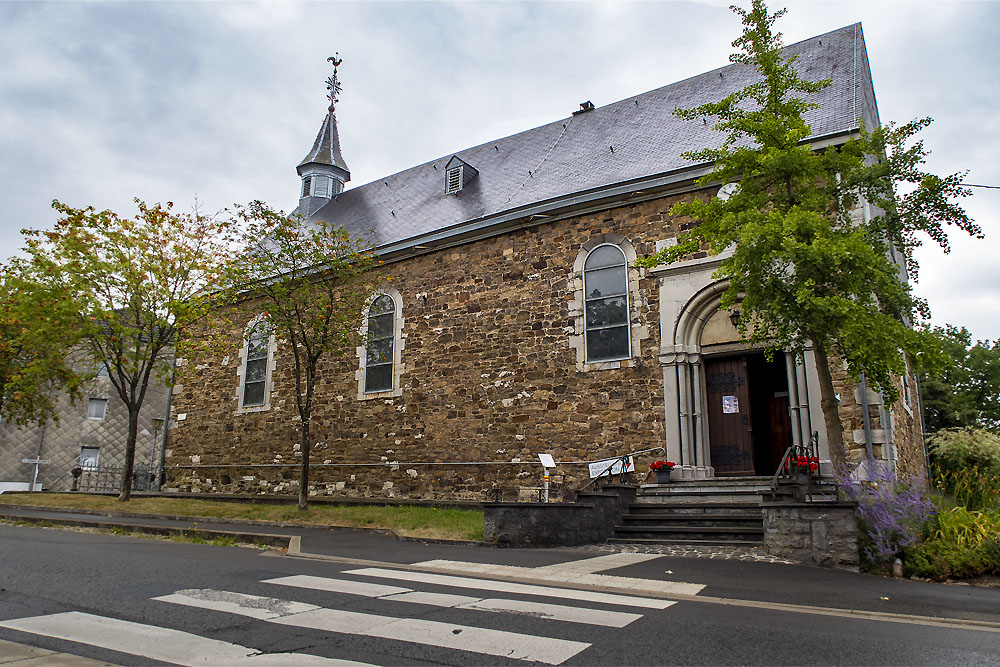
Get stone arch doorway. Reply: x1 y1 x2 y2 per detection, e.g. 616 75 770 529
658 271 822 479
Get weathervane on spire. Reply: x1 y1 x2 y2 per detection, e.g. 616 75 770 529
326 54 343 110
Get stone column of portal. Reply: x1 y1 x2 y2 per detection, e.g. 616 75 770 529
660 352 713 480
660 356 683 465
690 358 712 478
784 351 804 449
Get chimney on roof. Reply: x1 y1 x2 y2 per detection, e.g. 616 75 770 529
572 100 595 115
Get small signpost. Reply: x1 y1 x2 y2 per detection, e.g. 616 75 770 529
537 453 556 503
21 457 50 492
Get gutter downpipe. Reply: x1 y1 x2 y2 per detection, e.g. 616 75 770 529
156 361 176 492
858 372 875 477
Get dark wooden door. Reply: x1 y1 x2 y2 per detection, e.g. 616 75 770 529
705 357 754 476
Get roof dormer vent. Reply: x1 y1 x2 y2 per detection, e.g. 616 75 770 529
572 100 595 115
444 156 478 194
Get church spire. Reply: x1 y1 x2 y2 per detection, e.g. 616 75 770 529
296 54 350 213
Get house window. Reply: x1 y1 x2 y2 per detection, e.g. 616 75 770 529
86 398 108 420
365 294 396 393
79 447 100 469
242 321 271 407
357 288 405 399
583 244 631 362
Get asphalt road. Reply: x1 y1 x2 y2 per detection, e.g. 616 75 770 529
1 523 998 666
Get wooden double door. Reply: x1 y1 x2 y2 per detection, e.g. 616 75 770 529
704 354 792 476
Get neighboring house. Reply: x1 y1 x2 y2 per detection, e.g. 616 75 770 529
166 24 923 500
0 369 170 493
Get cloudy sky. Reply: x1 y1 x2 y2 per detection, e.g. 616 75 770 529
1 0 996 340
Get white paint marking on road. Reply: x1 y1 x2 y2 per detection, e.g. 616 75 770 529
383 591 481 607
343 567 678 609
264 574 645 626
411 558 706 596
278 609 589 665
457 597 644 628
154 588 320 620
530 553 664 575
157 588 590 665
264 575 412 598
0 611 371 666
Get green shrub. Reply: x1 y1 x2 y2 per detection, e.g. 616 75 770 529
905 507 1000 580
928 427 1000 475
930 462 1000 512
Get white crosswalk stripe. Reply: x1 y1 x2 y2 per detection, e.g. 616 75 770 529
343 567 679 609
154 588 591 665
0 611 372 666
412 556 706 596
264 574 645 627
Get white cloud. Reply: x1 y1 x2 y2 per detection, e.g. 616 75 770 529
1 0 996 340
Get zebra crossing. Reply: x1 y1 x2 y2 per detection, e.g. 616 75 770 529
1 561 685 665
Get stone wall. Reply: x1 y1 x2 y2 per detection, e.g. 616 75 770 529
166 192 706 499
831 358 926 484
762 501 859 570
484 485 635 547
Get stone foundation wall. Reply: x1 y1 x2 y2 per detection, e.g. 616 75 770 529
484 486 635 547
762 501 859 570
166 193 706 499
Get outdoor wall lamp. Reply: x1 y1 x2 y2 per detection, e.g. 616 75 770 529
729 309 741 329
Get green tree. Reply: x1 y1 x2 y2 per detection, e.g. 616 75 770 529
0 258 84 425
23 199 232 500
921 325 1000 433
219 202 382 510
637 1 980 463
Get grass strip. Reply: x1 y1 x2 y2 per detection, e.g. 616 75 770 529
0 493 484 542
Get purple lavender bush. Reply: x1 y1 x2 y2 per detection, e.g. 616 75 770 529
836 460 937 572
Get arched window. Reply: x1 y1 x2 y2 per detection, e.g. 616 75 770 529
365 294 396 393
583 244 630 362
241 320 272 408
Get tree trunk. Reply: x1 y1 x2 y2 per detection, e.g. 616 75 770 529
811 336 847 469
117 408 139 501
298 419 310 511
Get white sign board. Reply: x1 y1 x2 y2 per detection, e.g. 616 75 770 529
537 453 556 468
722 395 739 414
588 456 634 479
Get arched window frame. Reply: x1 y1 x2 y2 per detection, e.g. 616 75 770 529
568 235 649 371
235 315 277 414
356 287 405 400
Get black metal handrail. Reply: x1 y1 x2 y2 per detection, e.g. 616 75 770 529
576 446 667 494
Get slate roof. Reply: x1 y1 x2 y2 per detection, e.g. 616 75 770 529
305 23 877 250
298 106 351 176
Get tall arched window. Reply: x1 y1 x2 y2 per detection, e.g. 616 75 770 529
365 294 396 393
242 320 271 407
584 244 630 362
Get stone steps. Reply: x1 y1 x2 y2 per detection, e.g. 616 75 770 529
610 477 769 546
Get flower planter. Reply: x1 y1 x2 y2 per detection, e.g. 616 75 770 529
654 470 672 484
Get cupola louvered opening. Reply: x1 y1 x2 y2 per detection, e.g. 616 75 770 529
301 176 312 198
313 176 329 198
445 165 463 194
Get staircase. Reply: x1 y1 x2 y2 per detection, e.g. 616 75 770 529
609 477 772 546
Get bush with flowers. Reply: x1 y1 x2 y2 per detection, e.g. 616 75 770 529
784 455 819 474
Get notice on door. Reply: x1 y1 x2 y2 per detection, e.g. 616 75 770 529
722 395 739 414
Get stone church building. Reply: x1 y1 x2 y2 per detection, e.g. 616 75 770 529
165 24 924 500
